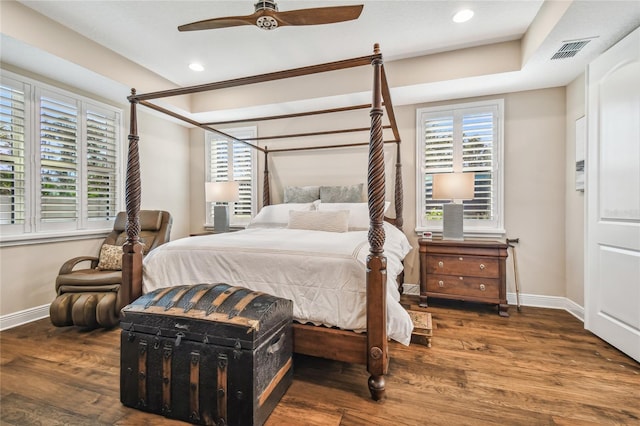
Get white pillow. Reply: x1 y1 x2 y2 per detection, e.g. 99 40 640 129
247 203 315 229
318 202 391 230
287 210 349 233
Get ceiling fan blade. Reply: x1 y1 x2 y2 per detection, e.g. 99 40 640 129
275 5 364 26
178 12 260 31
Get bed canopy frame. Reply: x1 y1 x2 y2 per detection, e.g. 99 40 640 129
123 44 402 400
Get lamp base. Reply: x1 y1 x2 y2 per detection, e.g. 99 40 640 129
214 205 230 232
442 203 464 240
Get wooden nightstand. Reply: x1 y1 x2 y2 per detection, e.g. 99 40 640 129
419 239 509 317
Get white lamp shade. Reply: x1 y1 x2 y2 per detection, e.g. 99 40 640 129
432 172 475 200
206 181 240 203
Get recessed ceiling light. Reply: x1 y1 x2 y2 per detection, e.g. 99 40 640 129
189 63 204 72
452 9 474 23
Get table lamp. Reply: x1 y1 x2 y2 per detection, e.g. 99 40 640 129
206 181 240 232
432 172 475 240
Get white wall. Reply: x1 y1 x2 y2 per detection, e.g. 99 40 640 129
565 74 586 306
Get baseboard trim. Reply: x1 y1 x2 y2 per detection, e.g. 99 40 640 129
0 304 50 331
0 289 587 331
506 292 584 321
402 282 585 322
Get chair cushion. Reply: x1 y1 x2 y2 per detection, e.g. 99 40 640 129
56 269 122 287
97 244 123 270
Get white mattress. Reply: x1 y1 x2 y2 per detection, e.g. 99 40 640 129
142 222 414 345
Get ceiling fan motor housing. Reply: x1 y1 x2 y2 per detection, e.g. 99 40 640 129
255 1 278 12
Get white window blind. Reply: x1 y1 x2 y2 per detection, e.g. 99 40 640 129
207 127 257 226
86 105 118 220
0 79 27 227
39 92 79 223
0 70 122 241
417 100 504 235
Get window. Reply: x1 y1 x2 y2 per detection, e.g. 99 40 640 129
206 127 257 227
416 99 504 236
1 71 122 242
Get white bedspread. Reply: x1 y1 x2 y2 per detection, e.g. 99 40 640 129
142 222 414 345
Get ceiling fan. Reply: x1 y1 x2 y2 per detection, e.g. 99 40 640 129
178 1 364 31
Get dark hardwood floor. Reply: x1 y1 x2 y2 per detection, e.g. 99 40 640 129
1 296 638 425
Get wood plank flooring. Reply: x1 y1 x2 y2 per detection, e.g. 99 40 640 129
1 296 638 425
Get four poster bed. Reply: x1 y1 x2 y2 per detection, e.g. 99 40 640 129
121 44 407 400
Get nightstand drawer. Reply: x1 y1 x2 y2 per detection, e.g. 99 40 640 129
426 255 500 278
426 275 500 299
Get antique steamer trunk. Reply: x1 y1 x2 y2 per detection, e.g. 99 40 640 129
120 283 293 426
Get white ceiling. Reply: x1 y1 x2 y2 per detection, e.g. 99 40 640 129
6 0 640 115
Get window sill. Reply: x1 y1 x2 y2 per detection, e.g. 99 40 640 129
415 227 506 240
0 229 111 247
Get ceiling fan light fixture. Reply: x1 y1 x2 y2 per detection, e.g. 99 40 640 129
189 63 205 72
256 15 278 30
452 9 474 23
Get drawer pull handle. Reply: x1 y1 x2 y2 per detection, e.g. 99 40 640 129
458 257 463 261
438 261 444 268
459 277 464 281
479 284 486 291
479 264 486 270
438 280 444 287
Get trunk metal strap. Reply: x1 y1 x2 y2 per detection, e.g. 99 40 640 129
162 345 172 414
145 287 174 308
183 287 212 312
228 291 263 318
189 351 200 423
206 287 242 315
217 353 228 424
164 287 192 310
137 340 147 407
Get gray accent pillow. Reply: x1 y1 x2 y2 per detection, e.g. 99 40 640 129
284 186 320 203
320 184 364 203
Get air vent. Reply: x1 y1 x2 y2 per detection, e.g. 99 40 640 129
551 39 592 60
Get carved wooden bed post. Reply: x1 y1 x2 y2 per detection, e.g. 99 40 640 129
366 44 388 401
122 89 144 306
394 142 403 230
263 147 270 207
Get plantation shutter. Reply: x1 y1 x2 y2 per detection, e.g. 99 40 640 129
86 105 118 220
232 142 253 219
0 80 27 226
1 70 122 241
418 100 502 232
39 92 79 223
461 109 495 221
208 127 256 226
422 115 454 220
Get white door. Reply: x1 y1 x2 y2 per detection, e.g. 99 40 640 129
586 26 640 363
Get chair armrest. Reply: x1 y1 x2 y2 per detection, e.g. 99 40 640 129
59 256 100 275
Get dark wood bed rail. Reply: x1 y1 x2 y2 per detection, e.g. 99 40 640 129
124 44 400 400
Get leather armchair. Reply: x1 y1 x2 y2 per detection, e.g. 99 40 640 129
50 210 172 328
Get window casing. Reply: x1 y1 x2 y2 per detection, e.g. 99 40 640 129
206 127 257 227
416 99 504 236
1 70 122 242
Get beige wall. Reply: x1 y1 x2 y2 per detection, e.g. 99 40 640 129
565 74 586 305
0 108 190 319
188 87 569 297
